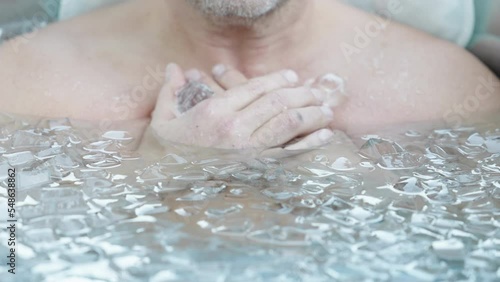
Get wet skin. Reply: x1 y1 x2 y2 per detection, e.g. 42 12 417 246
0 0 499 145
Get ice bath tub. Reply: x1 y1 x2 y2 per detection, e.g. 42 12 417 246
0 113 499 282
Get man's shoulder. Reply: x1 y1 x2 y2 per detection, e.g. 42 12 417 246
0 8 126 117
382 20 498 96
336 2 479 68
333 3 500 124
342 5 498 91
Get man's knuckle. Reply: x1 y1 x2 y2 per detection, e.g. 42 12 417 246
306 88 320 103
281 112 302 129
245 79 266 93
270 92 288 107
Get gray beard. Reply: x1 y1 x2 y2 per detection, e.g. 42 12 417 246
186 0 289 26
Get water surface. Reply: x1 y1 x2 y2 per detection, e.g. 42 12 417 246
0 114 499 281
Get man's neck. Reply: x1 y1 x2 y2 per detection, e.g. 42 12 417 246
160 0 319 77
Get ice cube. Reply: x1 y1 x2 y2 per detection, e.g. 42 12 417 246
393 177 425 195
190 181 227 195
261 187 298 201
11 130 51 149
203 162 246 177
35 147 63 160
173 171 209 181
211 217 253 236
378 152 424 170
0 161 9 181
86 158 121 169
18 168 51 190
102 130 133 141
55 215 91 237
159 153 188 165
135 203 169 216
329 157 356 171
205 204 242 218
359 138 405 160
466 133 485 146
484 136 500 153
4 151 35 166
431 239 465 261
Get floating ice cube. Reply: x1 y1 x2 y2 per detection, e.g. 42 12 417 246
261 187 298 201
115 151 141 161
205 204 242 218
301 184 324 195
426 145 459 162
203 162 246 177
348 206 376 221
173 171 209 181
312 154 329 164
11 130 51 148
4 151 35 166
53 153 80 169
393 177 425 195
231 170 263 181
378 152 424 170
289 194 319 209
484 136 500 153
36 147 62 160
466 133 485 146
211 217 253 236
405 130 422 137
36 118 72 132
174 205 203 217
329 157 356 171
159 153 188 165
0 161 9 181
176 192 208 202
17 168 51 190
135 203 169 216
247 226 311 246
431 239 465 261
190 181 227 196
324 260 366 281
137 165 168 182
154 181 189 193
298 163 336 177
83 140 114 152
58 244 101 263
82 152 106 162
102 131 133 141
86 158 121 169
55 215 91 237
359 138 405 160
371 230 399 244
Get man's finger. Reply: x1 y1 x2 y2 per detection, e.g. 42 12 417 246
251 105 334 147
212 64 248 89
185 69 224 94
223 69 299 111
238 87 326 132
153 63 186 121
284 129 335 150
